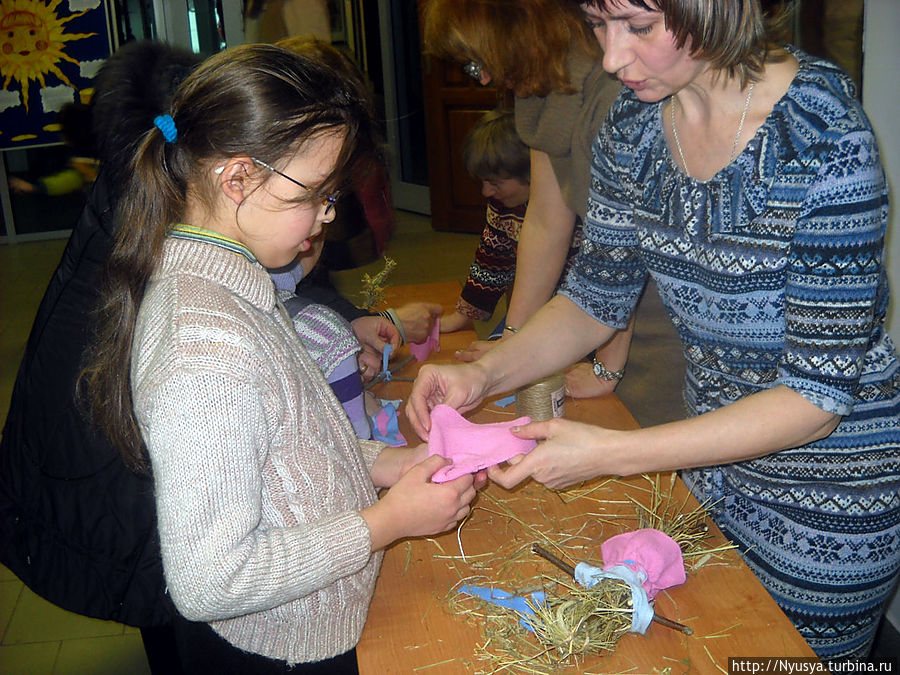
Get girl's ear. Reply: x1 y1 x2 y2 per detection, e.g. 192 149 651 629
215 156 255 206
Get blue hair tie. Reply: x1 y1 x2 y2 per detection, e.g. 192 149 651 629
154 114 177 143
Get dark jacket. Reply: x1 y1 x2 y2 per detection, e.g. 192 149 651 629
0 173 174 627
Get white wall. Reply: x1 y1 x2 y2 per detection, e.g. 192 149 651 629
862 0 900 631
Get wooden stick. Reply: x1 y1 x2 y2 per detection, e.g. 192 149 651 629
532 543 576 577
364 354 416 390
531 543 694 636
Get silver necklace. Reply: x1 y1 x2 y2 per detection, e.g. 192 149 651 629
670 82 755 178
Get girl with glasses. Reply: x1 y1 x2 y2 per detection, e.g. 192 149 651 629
84 43 480 673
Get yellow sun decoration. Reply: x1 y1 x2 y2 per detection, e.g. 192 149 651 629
1 0 94 112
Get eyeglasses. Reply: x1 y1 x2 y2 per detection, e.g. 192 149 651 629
214 158 340 214
250 157 340 214
462 60 483 82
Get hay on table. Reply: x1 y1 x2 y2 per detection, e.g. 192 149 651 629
430 476 735 673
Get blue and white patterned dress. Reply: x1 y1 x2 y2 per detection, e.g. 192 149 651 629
561 48 900 660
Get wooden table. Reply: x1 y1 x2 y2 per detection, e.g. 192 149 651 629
357 282 816 673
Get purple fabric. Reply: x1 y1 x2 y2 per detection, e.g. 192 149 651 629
268 260 306 292
600 528 686 600
427 404 536 483
409 319 440 362
329 360 370 440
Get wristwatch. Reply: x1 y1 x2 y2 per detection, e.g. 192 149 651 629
592 356 624 382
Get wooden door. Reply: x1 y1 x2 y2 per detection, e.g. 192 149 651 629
418 8 511 233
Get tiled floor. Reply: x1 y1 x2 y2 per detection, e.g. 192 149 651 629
2 210 898 671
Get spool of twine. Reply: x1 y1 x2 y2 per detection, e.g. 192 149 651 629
516 372 566 421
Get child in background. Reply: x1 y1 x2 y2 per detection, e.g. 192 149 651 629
84 44 478 673
439 109 578 338
8 103 99 197
270 236 372 440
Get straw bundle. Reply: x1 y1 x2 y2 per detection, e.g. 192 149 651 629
446 574 633 674
523 579 633 660
629 473 737 569
434 476 736 672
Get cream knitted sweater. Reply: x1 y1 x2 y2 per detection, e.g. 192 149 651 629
131 237 385 664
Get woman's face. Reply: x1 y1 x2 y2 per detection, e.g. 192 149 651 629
237 132 343 269
580 1 705 102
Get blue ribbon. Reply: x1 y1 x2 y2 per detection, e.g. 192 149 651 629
379 343 393 382
494 394 516 408
458 584 547 633
154 114 178 143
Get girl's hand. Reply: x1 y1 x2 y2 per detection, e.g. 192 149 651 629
487 418 625 490
357 345 382 382
9 177 37 194
363 455 478 550
369 443 430 488
564 361 618 398
406 362 490 439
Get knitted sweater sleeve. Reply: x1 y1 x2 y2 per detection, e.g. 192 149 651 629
138 365 375 622
458 200 521 321
357 439 387 472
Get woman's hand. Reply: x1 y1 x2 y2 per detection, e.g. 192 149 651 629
439 310 472 334
487 418 624 490
406 362 491 439
454 338 497 362
363 455 478 551
564 361 618 398
395 302 443 343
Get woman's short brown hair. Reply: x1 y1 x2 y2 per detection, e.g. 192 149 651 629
576 0 791 85
423 0 601 98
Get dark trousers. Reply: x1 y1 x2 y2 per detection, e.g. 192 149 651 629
145 615 359 674
141 624 186 674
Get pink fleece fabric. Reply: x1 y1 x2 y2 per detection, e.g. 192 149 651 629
427 404 537 482
601 528 686 599
409 319 440 361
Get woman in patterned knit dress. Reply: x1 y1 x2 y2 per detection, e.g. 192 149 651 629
84 44 479 673
408 0 900 660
